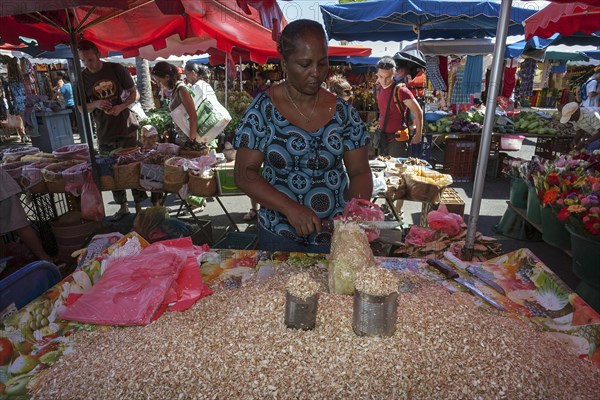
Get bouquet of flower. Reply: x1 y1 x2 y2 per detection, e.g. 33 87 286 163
518 155 544 187
536 150 600 240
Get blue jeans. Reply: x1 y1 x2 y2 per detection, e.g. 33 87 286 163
586 139 600 152
258 225 330 254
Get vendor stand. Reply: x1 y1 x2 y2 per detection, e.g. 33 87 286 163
1 231 599 398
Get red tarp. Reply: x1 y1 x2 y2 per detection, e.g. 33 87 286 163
524 2 600 40
0 0 287 63
206 44 372 65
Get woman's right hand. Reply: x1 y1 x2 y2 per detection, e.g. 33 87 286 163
285 203 322 237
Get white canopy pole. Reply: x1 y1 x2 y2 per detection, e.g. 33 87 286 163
224 52 228 108
462 0 513 260
239 55 243 92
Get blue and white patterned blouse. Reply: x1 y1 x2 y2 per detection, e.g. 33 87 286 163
233 92 370 246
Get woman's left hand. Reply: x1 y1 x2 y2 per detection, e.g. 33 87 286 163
411 135 422 145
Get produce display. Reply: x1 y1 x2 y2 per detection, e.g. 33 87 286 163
215 89 253 115
425 110 576 136
12 248 600 399
426 111 483 133
377 155 453 203
398 221 502 262
512 111 576 135
139 108 171 138
180 139 209 153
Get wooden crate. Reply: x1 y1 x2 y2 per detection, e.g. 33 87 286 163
443 139 476 182
534 137 555 160
419 187 466 227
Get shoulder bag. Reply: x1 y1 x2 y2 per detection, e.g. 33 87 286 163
170 83 231 144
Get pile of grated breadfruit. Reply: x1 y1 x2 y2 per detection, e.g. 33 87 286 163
328 221 376 295
30 266 600 400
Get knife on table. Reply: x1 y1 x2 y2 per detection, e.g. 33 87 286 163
426 259 506 311
321 220 402 230
442 251 506 296
466 265 506 296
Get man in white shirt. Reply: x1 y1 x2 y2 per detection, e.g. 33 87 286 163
581 69 600 108
560 102 600 151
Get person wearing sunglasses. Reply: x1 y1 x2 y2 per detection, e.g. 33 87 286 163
233 20 372 253
328 75 353 102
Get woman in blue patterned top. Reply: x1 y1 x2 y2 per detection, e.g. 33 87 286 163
234 19 372 253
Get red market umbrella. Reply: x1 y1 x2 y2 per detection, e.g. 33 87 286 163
0 0 284 182
0 1 285 62
524 2 600 40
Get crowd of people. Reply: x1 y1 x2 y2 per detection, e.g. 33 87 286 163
5 18 598 261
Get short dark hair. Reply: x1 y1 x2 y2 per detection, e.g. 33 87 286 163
76 39 99 55
376 56 396 71
256 71 268 81
151 61 179 89
184 62 209 79
277 19 327 60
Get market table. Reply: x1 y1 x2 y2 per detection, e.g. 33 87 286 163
1 232 599 398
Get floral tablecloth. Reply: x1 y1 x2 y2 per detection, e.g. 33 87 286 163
0 234 598 398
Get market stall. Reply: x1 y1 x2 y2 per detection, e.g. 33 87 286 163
1 231 599 398
495 148 600 311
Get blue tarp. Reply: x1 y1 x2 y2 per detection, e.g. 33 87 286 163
580 50 600 60
320 0 539 42
328 56 380 66
505 33 600 59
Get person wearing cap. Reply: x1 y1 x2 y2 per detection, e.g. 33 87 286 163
141 125 159 150
374 56 423 158
560 102 600 151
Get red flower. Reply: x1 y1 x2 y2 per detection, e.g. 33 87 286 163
547 173 560 186
584 218 600 235
543 188 560 205
557 207 571 222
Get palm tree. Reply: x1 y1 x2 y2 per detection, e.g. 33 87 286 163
135 57 154 111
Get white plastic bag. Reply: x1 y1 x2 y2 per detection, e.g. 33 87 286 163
171 82 231 144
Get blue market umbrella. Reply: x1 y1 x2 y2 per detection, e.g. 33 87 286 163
320 0 540 43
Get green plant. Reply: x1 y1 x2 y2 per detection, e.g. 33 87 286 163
139 107 172 137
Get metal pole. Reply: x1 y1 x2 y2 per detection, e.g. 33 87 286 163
462 0 513 261
239 55 243 92
69 30 101 187
416 17 421 52
224 53 228 108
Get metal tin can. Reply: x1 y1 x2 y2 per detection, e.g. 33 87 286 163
352 290 397 337
284 291 318 330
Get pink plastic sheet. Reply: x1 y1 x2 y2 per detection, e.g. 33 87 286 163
60 244 186 325
144 237 213 312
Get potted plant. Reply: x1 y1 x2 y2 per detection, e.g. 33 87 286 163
539 149 600 310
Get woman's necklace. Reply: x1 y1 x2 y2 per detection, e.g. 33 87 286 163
284 82 319 122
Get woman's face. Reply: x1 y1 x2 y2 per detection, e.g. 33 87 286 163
152 75 169 89
185 70 198 84
283 33 329 95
